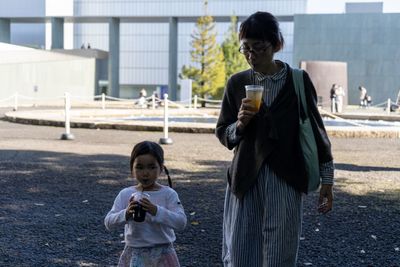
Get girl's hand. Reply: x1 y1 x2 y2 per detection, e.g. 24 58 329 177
236 98 257 134
139 198 158 216
125 200 138 221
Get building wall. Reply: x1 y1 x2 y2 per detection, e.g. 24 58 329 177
45 0 74 49
293 13 400 105
307 0 400 14
73 0 307 17
0 0 46 47
73 0 306 89
0 0 306 93
300 61 348 108
0 51 96 100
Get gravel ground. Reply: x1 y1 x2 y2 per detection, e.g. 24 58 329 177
0 112 399 267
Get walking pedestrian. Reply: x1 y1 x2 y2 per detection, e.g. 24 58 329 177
330 84 337 113
215 11 334 267
359 85 368 107
334 84 345 113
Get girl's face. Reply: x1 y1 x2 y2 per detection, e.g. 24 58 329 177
132 154 162 190
240 38 275 73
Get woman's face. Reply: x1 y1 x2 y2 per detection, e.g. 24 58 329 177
239 38 275 73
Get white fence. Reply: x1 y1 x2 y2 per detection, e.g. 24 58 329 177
0 92 223 142
0 92 222 111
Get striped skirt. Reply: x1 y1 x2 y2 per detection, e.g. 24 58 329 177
118 243 180 267
222 164 303 267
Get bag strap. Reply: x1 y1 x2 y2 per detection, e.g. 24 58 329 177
292 69 309 120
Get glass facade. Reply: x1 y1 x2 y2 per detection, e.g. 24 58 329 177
73 0 306 17
73 0 306 88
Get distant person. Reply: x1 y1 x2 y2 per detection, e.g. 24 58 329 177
359 85 368 107
87 43 91 49
105 141 187 267
335 84 345 113
138 88 148 108
390 90 400 112
397 90 400 106
139 88 147 98
138 95 147 108
152 91 160 108
330 84 337 113
80 43 85 49
366 95 372 107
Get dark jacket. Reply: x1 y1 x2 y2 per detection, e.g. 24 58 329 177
215 64 333 199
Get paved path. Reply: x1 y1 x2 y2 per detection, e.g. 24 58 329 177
0 116 399 266
3 105 400 138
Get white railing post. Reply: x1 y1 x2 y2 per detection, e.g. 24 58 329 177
101 93 105 110
61 92 74 140
152 94 156 110
194 95 198 110
14 92 18 111
387 98 391 114
159 94 173 145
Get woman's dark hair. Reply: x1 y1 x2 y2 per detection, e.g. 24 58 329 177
130 141 172 187
239 11 284 51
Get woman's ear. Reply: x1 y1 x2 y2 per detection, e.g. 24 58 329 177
273 42 282 53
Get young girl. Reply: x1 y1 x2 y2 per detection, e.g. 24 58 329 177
105 141 187 267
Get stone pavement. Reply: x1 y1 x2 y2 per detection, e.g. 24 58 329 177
1 113 400 266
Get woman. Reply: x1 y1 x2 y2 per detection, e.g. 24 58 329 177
215 12 334 267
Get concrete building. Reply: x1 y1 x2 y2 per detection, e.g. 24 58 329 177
294 12 400 105
72 0 305 99
0 0 306 100
1 0 400 105
0 42 97 100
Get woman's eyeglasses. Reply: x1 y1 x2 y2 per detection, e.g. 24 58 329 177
238 43 271 55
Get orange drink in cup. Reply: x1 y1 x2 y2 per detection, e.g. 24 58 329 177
245 85 264 111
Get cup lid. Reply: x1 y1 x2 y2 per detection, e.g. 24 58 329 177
132 191 150 199
245 85 264 91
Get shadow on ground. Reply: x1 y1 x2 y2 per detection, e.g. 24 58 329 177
0 150 399 266
0 149 226 267
335 163 400 172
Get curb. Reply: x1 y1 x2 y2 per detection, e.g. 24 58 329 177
4 110 400 138
4 114 216 134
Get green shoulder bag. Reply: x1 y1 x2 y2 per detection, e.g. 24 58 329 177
292 69 320 192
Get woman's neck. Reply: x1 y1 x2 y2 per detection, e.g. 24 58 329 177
257 60 282 75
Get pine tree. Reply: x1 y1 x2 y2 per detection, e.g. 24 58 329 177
180 1 226 102
221 16 249 79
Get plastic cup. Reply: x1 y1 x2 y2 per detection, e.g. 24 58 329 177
245 85 264 111
131 192 150 222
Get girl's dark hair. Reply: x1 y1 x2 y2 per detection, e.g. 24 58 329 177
239 11 284 51
130 141 172 187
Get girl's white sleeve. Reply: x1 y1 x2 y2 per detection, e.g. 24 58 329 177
151 191 187 231
104 192 127 231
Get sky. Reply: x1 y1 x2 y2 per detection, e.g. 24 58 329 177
307 0 400 14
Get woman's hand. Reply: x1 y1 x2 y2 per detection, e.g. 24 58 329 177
318 184 333 214
140 198 158 216
236 98 257 134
